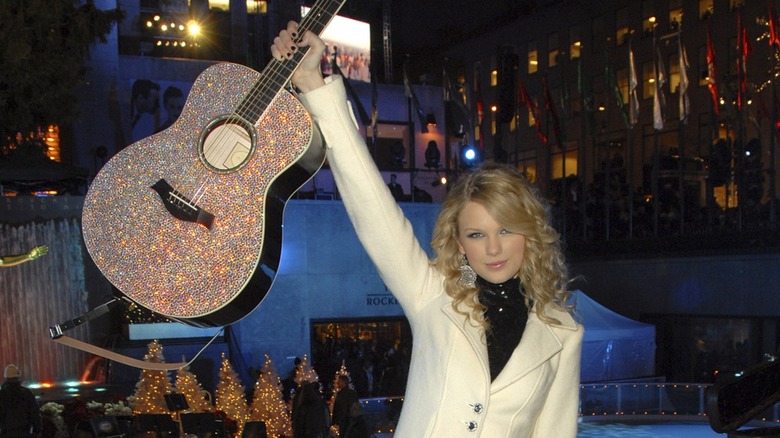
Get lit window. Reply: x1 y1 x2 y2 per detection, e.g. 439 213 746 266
699 0 714 19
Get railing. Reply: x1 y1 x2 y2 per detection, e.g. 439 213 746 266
355 383 780 436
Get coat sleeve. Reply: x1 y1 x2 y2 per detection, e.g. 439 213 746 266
532 325 583 438
296 76 439 314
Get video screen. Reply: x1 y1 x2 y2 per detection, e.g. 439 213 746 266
301 6 372 83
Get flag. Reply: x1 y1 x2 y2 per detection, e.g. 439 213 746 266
474 63 485 150
629 43 640 127
518 76 548 144
543 74 563 146
577 58 597 138
770 1 780 48
653 42 667 130
403 57 429 133
707 28 720 115
605 56 629 128
737 15 751 110
443 66 472 139
678 38 690 123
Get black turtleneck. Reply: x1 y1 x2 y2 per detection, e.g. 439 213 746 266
477 276 528 381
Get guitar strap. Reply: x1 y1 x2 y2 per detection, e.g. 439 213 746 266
49 297 222 370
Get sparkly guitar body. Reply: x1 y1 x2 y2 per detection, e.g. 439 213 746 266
81 0 345 327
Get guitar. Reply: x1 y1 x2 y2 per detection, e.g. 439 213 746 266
82 0 346 327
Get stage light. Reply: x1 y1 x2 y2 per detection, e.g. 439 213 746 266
188 20 201 37
461 145 480 168
424 140 440 169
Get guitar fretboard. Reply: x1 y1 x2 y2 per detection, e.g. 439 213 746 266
236 0 346 123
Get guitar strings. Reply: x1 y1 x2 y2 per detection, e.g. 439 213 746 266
176 0 342 207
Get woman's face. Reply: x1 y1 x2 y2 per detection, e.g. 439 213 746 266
456 201 526 284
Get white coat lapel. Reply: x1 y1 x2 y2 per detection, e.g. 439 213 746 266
441 302 490 379
490 309 578 392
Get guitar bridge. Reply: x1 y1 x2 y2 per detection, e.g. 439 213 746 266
151 179 215 229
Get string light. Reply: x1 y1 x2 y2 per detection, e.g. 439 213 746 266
248 355 292 438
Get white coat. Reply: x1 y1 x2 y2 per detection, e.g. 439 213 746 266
298 76 583 438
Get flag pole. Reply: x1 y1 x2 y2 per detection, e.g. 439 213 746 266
652 28 661 237
772 49 778 229
677 28 688 236
769 0 778 228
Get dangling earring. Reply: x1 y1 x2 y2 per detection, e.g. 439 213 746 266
458 255 477 286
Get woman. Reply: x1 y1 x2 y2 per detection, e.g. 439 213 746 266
272 23 583 438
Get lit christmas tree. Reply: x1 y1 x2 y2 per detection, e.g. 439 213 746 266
248 355 292 438
215 353 248 436
294 354 319 386
174 364 212 412
128 340 173 414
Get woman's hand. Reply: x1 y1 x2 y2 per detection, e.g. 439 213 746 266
271 21 326 93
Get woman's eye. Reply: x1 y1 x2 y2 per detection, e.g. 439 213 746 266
467 232 484 238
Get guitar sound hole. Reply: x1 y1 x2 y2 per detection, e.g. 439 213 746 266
199 118 255 172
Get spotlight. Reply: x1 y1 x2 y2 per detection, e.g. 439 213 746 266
461 145 480 169
187 20 201 37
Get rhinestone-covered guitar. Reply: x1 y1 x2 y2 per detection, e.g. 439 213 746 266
82 0 346 327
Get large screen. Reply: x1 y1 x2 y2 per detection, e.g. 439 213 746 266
301 6 372 83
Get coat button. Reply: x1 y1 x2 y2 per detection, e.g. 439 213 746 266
471 403 484 414
467 421 478 432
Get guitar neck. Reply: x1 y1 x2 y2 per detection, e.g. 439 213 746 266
236 0 346 122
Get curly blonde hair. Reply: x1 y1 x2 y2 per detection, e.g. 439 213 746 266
431 163 571 328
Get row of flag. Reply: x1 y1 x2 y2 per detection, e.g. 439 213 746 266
466 2 780 147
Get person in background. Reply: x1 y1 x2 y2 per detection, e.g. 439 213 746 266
291 381 329 438
129 79 160 144
0 365 42 438
155 86 185 133
0 246 47 268
272 22 582 437
386 174 404 201
330 375 358 436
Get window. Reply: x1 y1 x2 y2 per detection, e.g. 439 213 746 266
570 25 582 59
311 318 412 397
698 45 708 87
670 51 682 93
643 1 656 36
699 0 714 19
669 0 683 31
528 42 539 74
643 61 655 98
491 69 498 87
549 33 560 67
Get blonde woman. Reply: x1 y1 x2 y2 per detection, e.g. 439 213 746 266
272 23 583 438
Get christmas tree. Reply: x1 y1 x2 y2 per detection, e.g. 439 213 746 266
174 364 212 412
249 355 292 438
128 340 173 414
215 353 248 436
294 354 319 386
